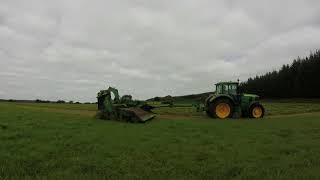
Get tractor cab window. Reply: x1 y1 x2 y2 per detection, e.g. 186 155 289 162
228 84 238 95
216 85 223 94
216 83 238 95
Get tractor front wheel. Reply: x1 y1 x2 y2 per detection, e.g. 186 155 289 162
207 99 234 119
249 103 265 118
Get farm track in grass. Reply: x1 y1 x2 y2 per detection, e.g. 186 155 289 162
157 111 320 122
1 101 320 179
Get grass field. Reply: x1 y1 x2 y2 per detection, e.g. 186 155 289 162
1 101 320 179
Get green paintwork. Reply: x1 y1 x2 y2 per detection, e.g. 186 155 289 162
205 81 263 118
97 87 155 123
240 94 260 116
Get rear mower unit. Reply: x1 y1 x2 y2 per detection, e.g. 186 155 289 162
205 82 265 119
97 87 155 123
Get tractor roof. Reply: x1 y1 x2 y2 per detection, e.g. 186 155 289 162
215 81 239 85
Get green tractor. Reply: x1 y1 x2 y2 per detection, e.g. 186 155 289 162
205 81 265 119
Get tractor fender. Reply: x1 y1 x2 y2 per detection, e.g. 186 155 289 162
206 94 235 106
248 101 261 109
246 101 263 114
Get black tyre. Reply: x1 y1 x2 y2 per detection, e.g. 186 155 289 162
207 98 234 119
249 103 265 118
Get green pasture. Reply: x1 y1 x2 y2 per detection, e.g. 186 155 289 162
1 101 320 179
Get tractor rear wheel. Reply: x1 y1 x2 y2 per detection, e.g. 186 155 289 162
207 98 234 119
249 103 264 118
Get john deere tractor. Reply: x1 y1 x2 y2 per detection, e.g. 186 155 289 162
205 82 264 119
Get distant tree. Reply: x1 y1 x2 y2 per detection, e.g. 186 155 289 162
35 99 50 103
69 101 74 104
163 95 173 101
56 100 66 103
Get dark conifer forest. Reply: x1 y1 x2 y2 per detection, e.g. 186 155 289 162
241 50 320 98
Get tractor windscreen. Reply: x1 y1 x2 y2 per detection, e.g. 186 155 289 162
216 85 223 94
216 83 238 95
229 84 237 95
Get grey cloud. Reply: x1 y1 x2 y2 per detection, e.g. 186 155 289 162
1 0 320 102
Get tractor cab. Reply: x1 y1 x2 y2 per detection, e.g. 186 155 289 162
215 82 239 96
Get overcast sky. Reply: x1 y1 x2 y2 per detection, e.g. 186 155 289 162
1 0 320 102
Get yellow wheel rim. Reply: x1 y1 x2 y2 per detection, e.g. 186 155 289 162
252 106 263 118
216 103 231 119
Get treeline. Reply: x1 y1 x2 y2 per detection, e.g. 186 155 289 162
36 100 96 104
0 99 96 104
147 92 213 104
35 99 82 104
240 50 320 98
